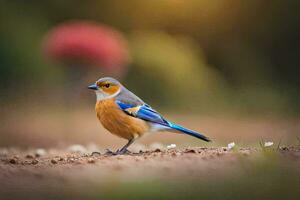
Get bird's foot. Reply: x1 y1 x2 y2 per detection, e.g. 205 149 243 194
116 148 132 155
104 149 117 156
104 149 131 156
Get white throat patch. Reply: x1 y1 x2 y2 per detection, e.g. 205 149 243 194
95 89 120 101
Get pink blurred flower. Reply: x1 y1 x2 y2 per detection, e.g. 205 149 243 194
43 21 129 72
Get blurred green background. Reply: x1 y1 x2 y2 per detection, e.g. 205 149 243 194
0 0 299 148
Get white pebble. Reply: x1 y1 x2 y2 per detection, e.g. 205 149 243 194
35 148 47 156
167 144 176 149
264 142 274 147
227 142 235 150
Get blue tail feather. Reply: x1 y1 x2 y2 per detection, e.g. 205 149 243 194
168 122 211 142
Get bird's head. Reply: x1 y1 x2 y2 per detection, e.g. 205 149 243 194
88 77 121 101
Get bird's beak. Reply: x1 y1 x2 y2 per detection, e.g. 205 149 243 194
88 83 98 90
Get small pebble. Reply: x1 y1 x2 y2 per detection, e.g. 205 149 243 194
31 159 39 165
22 160 31 165
154 148 161 153
264 142 274 147
51 159 57 164
227 142 235 150
281 146 288 151
35 149 47 157
185 149 197 154
167 144 176 149
9 158 17 164
26 154 34 159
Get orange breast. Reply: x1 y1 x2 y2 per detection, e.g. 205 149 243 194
95 98 149 140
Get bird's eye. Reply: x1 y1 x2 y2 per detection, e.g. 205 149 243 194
104 83 110 88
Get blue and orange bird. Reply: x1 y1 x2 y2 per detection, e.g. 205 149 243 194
88 77 211 155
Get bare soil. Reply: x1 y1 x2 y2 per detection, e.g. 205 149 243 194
1 147 300 199
1 147 299 181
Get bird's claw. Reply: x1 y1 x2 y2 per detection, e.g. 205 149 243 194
116 149 132 155
104 149 131 156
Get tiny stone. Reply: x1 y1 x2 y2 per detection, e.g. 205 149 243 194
154 148 161 153
26 154 34 159
281 146 288 151
9 158 17 164
31 159 38 165
51 159 57 164
35 149 47 157
185 149 197 154
22 160 31 165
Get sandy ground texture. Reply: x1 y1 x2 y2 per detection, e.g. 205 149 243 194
1 146 300 200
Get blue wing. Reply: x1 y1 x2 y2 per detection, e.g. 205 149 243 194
116 100 211 142
116 100 169 126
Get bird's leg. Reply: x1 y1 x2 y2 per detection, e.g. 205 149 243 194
116 139 135 155
103 139 135 156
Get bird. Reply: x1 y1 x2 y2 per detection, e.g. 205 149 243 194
88 77 211 155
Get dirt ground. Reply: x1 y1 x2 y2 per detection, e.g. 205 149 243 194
1 146 300 200
1 111 300 199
